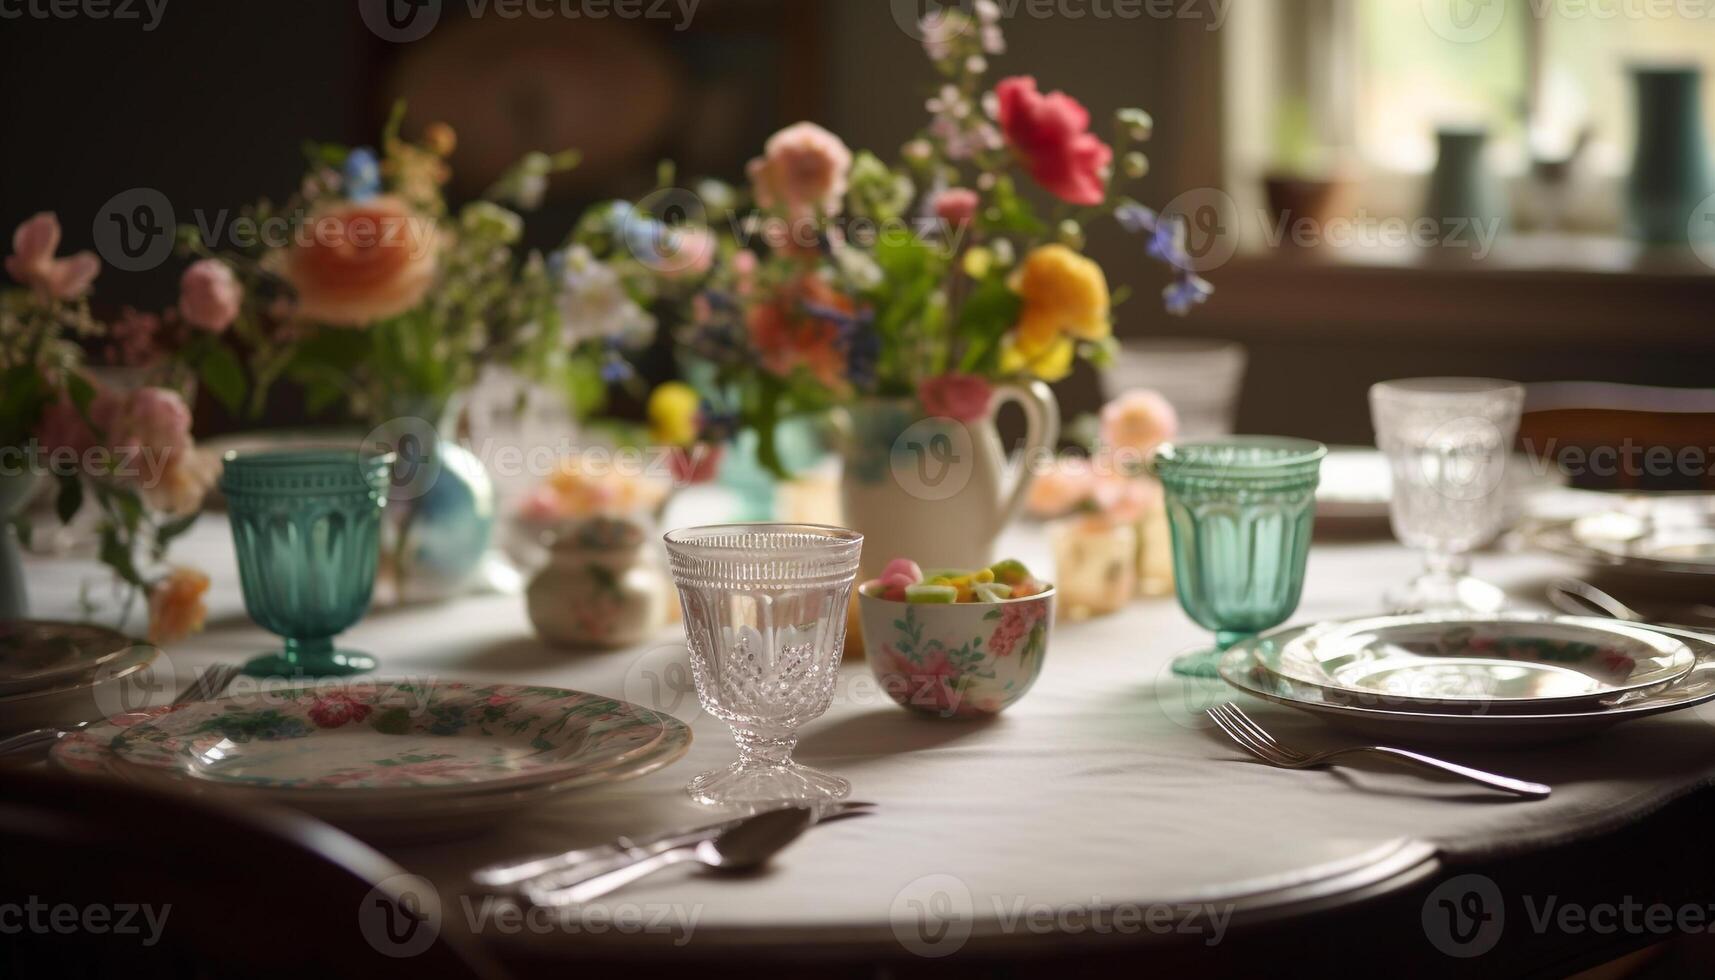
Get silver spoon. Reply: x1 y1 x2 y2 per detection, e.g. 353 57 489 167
524 805 817 908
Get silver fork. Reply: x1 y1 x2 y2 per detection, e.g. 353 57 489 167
1206 702 1551 799
0 662 242 757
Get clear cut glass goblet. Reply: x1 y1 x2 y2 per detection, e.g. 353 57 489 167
664 523 863 806
1153 437 1326 678
1370 378 1524 614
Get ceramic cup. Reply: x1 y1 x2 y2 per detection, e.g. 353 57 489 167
858 585 1055 719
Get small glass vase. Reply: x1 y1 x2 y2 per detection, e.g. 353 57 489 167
1051 515 1137 621
222 449 394 678
1153 438 1325 678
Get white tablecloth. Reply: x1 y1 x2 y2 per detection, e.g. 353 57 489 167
23 519 1715 955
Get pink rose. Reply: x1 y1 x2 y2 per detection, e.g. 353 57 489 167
918 373 992 423
931 188 980 231
1100 389 1178 458
178 259 242 332
108 387 192 458
1093 474 1159 524
747 122 853 217
36 395 97 456
279 196 439 327
5 212 100 301
1026 456 1095 518
993 77 1113 206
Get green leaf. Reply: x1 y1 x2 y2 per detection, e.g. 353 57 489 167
97 526 145 589
198 345 247 415
11 516 33 551
54 474 83 524
155 512 200 551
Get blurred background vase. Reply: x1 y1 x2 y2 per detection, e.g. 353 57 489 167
526 517 666 649
1424 126 1507 238
1627 65 1715 245
375 401 498 605
838 384 1058 581
0 471 37 617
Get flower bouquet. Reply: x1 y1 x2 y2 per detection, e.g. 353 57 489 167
3 213 219 642
612 2 1210 574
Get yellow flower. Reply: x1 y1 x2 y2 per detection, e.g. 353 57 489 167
148 568 210 645
1000 332 1076 382
647 382 701 447
1010 244 1111 358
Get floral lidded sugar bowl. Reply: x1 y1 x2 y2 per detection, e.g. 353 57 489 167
526 517 668 650
857 560 1054 719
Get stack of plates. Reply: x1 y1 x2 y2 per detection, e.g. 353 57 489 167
0 621 157 734
52 680 692 840
1526 507 1715 581
1219 613 1715 743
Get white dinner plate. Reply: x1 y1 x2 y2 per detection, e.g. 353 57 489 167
1219 623 1715 744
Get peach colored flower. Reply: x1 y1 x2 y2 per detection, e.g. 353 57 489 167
918 373 992 423
1093 474 1158 524
178 259 241 332
278 196 439 327
994 77 1113 206
748 122 853 217
930 188 980 231
5 212 100 301
1026 456 1095 518
143 447 219 517
746 276 851 389
1100 389 1178 457
148 567 210 645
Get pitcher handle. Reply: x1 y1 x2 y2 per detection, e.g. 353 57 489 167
991 381 1061 536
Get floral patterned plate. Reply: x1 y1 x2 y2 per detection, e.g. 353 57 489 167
89 681 692 797
1273 613 1696 712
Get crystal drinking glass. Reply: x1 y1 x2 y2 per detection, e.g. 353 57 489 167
1369 378 1524 613
664 523 863 805
1153 438 1326 677
222 449 395 678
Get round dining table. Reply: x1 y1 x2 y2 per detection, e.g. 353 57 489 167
20 514 1715 977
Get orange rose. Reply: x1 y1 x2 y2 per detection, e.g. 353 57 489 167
279 196 439 327
148 567 210 645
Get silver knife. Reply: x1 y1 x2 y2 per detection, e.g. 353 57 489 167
472 799 876 889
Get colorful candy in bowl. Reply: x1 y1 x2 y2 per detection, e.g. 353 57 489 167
857 558 1054 719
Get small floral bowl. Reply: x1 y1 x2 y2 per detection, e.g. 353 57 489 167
858 585 1055 719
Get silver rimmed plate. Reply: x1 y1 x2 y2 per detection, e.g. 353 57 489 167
1273 613 1697 712
1220 624 1715 743
1525 509 1715 579
52 680 693 840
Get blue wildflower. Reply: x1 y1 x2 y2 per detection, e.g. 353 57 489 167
344 147 381 202
1163 273 1213 316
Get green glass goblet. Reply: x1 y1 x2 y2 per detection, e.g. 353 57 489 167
221 449 395 678
1153 437 1326 678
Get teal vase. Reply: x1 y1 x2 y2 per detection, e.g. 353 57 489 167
222 450 394 678
1153 437 1325 678
1424 126 1506 238
0 471 36 619
1627 65 1715 245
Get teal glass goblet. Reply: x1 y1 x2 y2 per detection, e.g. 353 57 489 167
221 449 395 678
1153 437 1326 678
